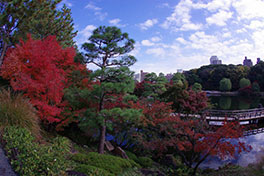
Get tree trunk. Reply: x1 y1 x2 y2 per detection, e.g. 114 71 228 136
0 42 8 66
98 124 106 154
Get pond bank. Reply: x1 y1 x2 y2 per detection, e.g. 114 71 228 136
205 90 264 97
205 91 239 96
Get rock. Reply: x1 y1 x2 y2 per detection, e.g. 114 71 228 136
66 170 87 176
0 147 17 176
140 168 166 176
112 146 128 159
105 141 114 151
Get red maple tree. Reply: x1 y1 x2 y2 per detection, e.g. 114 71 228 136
1 35 76 124
131 94 251 175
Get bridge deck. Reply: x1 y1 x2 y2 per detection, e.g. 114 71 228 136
203 108 264 122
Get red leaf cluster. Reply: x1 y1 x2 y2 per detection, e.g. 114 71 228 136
1 35 76 123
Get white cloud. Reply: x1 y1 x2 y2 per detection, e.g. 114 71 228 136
85 3 101 11
161 0 202 31
141 40 154 46
59 0 73 8
176 37 188 45
206 10 233 26
139 19 158 30
80 25 96 38
151 36 161 42
146 48 165 57
130 42 141 57
109 18 120 25
76 25 97 45
246 20 264 30
203 0 233 12
180 23 202 31
108 18 126 27
222 32 232 38
85 3 107 21
95 11 107 21
236 28 247 33
233 0 264 20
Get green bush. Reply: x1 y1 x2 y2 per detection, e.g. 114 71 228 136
0 89 40 137
219 78 232 91
2 126 71 176
138 157 153 168
125 150 139 163
74 164 113 176
239 78 251 89
72 152 140 175
192 83 202 92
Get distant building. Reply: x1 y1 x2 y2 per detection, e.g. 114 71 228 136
134 73 140 82
140 70 148 82
243 56 253 67
177 69 183 73
257 58 261 64
210 56 222 65
165 73 173 81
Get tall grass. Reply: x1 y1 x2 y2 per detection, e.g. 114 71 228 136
0 89 41 137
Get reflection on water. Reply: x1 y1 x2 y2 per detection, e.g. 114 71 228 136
201 132 264 169
202 95 264 168
209 96 264 110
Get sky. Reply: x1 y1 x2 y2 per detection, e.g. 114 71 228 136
60 0 264 74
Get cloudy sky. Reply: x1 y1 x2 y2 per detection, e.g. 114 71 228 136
60 0 264 74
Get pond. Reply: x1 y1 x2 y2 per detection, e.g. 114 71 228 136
202 95 264 169
201 131 264 169
209 95 264 110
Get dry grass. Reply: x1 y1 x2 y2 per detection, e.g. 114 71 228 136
0 89 41 138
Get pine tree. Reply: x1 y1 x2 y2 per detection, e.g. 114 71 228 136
81 26 140 154
0 0 77 66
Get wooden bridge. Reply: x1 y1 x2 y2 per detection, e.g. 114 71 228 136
180 108 264 136
202 108 264 123
202 108 264 136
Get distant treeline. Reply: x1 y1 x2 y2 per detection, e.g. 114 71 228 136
184 61 264 91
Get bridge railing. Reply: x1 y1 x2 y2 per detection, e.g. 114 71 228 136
203 108 264 121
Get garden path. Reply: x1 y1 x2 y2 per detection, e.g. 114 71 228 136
0 146 17 176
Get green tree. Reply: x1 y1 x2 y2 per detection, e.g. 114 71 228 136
139 72 168 100
192 82 202 92
239 78 251 89
184 69 201 86
219 78 232 91
249 61 264 91
0 0 77 65
80 26 140 154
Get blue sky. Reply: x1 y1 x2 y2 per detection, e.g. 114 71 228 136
60 0 264 74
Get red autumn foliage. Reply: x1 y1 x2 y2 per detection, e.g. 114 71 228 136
131 97 250 175
128 99 174 127
1 35 76 124
180 89 208 114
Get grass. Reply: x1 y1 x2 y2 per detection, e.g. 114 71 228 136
0 89 41 137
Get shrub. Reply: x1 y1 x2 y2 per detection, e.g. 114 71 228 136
0 89 40 137
239 78 251 89
72 152 140 175
192 83 202 92
219 78 232 91
125 150 139 163
137 157 153 168
2 126 71 176
74 164 113 176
